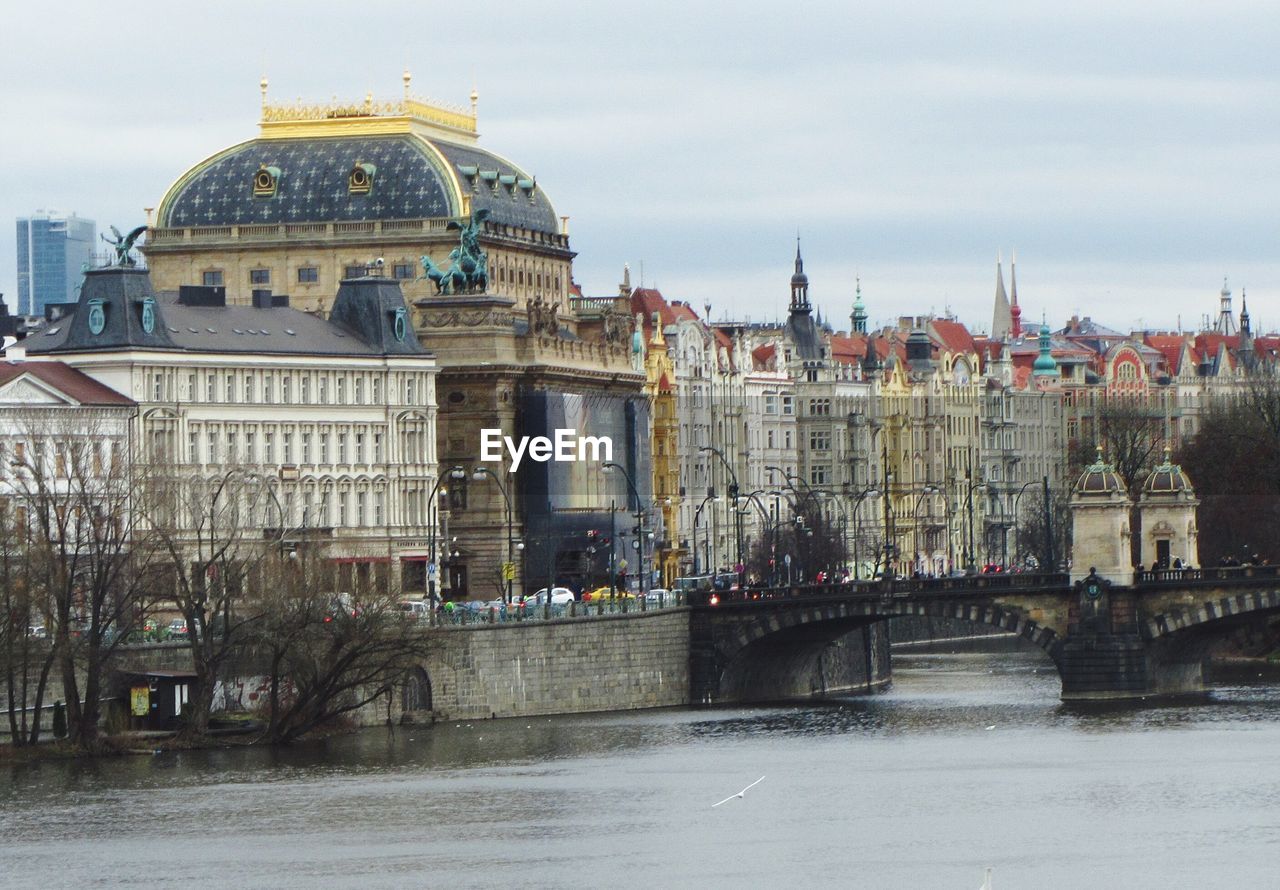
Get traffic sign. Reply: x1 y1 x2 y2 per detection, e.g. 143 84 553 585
427 562 438 580
501 562 516 581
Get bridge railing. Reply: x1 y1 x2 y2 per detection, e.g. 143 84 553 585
685 573 1070 606
1135 564 1280 586
428 593 688 626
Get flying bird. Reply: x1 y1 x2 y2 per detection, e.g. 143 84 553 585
712 776 765 808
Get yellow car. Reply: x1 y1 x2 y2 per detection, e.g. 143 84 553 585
583 586 635 603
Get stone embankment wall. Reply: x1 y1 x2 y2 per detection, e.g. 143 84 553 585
419 609 692 722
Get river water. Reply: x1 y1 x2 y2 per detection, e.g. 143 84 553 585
4 641 1280 889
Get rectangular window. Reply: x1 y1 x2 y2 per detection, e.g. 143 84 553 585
355 377 365 403
809 431 831 451
208 431 219 464
338 433 348 464
249 269 270 285
337 378 346 404
764 394 778 415
782 396 795 416
404 378 414 404
282 432 293 464
373 433 384 464
374 490 384 526
246 430 256 463
245 375 255 404
392 263 413 280
344 265 365 279
189 431 199 462
263 374 272 402
202 270 224 287
283 377 292 403
355 433 365 464
187 374 196 399
301 433 311 464
264 430 274 463
153 373 164 400
320 433 329 464
319 378 328 404
356 491 366 526
301 377 311 404
810 465 829 486
372 377 382 403
297 267 319 284
225 375 234 403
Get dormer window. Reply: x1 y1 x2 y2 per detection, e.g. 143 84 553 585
348 162 376 194
253 165 281 197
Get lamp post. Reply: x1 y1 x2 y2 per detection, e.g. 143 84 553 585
428 466 465 605
701 446 743 589
693 491 719 575
604 461 647 593
471 466 515 603
912 485 940 575
965 481 989 573
850 486 881 580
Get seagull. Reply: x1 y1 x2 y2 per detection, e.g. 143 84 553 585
712 776 765 808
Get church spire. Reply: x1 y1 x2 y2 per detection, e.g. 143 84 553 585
789 236 811 312
991 251 1011 341
1215 276 1237 335
851 276 868 334
1009 250 1022 339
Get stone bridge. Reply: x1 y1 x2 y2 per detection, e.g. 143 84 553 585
689 566 1280 702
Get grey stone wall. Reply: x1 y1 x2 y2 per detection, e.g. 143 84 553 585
420 609 692 721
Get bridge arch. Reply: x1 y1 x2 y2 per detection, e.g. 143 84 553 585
1144 589 1280 642
701 596 1064 704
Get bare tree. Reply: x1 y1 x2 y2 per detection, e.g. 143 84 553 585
143 469 276 740
246 545 434 745
3 409 156 748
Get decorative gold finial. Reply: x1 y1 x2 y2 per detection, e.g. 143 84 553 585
260 75 269 108
470 86 479 117
403 68 412 100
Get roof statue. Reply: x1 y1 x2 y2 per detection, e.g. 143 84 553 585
419 208 490 295
101 225 147 267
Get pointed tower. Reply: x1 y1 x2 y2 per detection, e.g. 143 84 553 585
1032 318 1059 382
991 252 1011 341
618 262 632 299
1215 277 1237 334
1009 251 1023 339
790 239 811 312
1239 289 1255 371
851 276 868 334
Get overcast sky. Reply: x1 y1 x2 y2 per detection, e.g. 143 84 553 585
3 0 1278 335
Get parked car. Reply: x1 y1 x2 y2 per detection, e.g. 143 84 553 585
583 586 635 603
644 588 672 606
524 587 575 606
166 618 189 640
27 625 47 639
399 599 431 619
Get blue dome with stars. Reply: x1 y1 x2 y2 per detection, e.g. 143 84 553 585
157 132 559 234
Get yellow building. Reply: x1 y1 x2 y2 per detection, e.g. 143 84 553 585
145 75 572 318
640 311 682 587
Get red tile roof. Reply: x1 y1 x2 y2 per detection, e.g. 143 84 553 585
0 360 135 406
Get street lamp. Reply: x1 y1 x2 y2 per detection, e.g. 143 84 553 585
604 461 648 593
471 466 515 603
850 486 881 580
693 490 719 575
912 485 940 575
965 481 989 573
701 446 743 588
427 466 465 603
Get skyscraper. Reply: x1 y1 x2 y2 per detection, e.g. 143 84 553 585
16 211 96 317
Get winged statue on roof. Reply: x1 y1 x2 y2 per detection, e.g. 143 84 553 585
101 225 148 267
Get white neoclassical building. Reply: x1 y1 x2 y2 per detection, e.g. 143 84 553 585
23 264 440 592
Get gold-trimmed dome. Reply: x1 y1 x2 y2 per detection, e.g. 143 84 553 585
1075 446 1126 495
1143 448 1194 495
